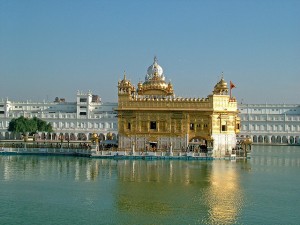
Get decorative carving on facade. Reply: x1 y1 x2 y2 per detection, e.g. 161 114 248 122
117 58 240 157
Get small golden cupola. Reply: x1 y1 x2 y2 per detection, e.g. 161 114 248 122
213 75 229 95
118 72 135 95
137 57 174 96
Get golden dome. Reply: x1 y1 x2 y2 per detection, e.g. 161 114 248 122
118 72 135 93
213 75 229 95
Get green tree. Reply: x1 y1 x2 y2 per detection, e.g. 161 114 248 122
8 116 53 134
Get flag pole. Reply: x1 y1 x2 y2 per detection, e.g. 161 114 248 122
230 81 236 100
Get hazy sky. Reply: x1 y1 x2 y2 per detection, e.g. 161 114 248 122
0 0 299 104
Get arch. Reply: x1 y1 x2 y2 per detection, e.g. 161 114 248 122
106 132 113 140
189 136 208 143
295 136 300 144
271 136 276 143
0 132 5 140
78 133 87 141
187 136 212 153
258 135 264 143
46 133 51 140
264 135 269 143
98 133 105 141
52 133 58 140
188 136 208 153
64 133 70 141
11 132 17 140
253 135 258 143
5 132 10 140
290 136 295 144
276 136 282 144
70 133 76 141
112 133 117 140
282 136 288 144
58 133 64 141
41 133 46 140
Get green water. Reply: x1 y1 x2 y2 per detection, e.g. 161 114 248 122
0 145 300 225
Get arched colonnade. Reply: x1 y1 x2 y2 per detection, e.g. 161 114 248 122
0 131 118 142
237 134 300 145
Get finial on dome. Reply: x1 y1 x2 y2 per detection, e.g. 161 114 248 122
123 71 126 80
221 71 224 79
154 56 158 63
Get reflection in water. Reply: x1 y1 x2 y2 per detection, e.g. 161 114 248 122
0 155 248 224
0 156 110 182
1 146 300 225
115 160 247 224
203 161 246 224
251 147 300 168
116 160 207 222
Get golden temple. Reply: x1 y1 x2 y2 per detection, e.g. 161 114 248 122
117 57 240 157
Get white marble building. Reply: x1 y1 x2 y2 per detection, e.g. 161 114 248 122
238 104 300 144
0 91 118 142
2 89 300 147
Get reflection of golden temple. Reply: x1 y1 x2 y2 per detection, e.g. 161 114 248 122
117 57 240 157
204 162 244 224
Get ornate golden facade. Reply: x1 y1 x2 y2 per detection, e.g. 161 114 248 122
117 57 240 157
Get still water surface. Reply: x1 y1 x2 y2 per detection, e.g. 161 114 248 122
0 145 300 225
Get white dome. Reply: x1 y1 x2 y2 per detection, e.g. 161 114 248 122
146 57 164 78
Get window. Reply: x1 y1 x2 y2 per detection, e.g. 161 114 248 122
237 124 240 129
80 98 87 102
150 121 156 130
222 125 227 131
80 112 86 115
128 122 131 130
190 123 194 130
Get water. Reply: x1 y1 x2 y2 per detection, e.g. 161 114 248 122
0 145 300 225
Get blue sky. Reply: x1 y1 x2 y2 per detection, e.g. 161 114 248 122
0 0 299 104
